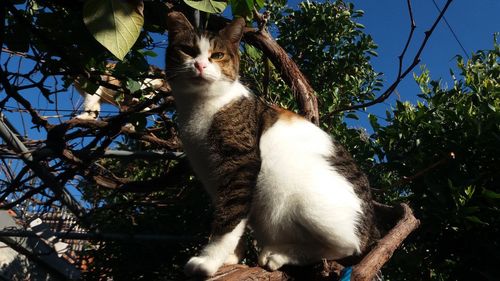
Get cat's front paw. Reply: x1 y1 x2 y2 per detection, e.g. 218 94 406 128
184 256 219 277
258 250 287 271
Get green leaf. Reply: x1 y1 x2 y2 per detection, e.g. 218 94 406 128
139 50 158 57
245 44 261 60
126 78 142 93
465 215 489 226
255 0 265 9
128 114 147 132
75 77 100 96
229 0 253 17
184 0 227 14
482 189 500 199
83 0 144 60
368 114 380 130
5 21 30 52
346 113 359 120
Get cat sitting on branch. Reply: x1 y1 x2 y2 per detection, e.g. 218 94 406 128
165 12 380 277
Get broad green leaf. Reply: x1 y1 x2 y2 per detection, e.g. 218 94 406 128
83 0 144 60
76 77 100 96
5 21 30 52
184 0 227 14
128 114 147 132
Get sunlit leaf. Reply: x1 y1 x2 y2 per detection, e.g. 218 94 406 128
83 0 144 60
184 0 227 14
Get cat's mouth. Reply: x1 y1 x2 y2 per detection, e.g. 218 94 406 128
190 73 216 83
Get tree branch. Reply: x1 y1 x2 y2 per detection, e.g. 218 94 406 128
351 203 420 280
244 29 320 125
333 0 453 114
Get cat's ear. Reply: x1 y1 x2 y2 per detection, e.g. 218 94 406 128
167 12 194 40
219 17 246 45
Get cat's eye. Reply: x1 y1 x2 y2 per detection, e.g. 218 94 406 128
210 52 225 60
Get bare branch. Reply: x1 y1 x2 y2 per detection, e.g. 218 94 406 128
333 0 454 114
0 68 52 129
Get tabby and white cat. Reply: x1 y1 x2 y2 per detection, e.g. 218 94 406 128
74 64 166 120
166 12 379 277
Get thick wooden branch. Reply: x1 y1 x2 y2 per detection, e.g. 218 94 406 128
243 30 320 125
205 202 419 281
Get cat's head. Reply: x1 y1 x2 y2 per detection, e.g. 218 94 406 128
166 12 245 90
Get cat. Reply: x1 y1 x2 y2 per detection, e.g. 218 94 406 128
165 12 379 277
74 63 166 120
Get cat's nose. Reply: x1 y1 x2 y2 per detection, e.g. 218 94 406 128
194 60 208 74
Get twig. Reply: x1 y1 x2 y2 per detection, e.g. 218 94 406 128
395 152 456 186
1 47 46 63
333 0 454 114
0 68 52 129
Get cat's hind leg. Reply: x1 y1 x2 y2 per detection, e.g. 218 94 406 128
185 219 247 276
258 244 324 271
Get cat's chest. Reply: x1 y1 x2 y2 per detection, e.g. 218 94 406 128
178 109 213 142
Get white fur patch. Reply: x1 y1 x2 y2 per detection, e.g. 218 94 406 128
198 36 211 58
252 118 363 260
193 36 221 82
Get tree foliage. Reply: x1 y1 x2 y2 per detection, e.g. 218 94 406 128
369 38 500 280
